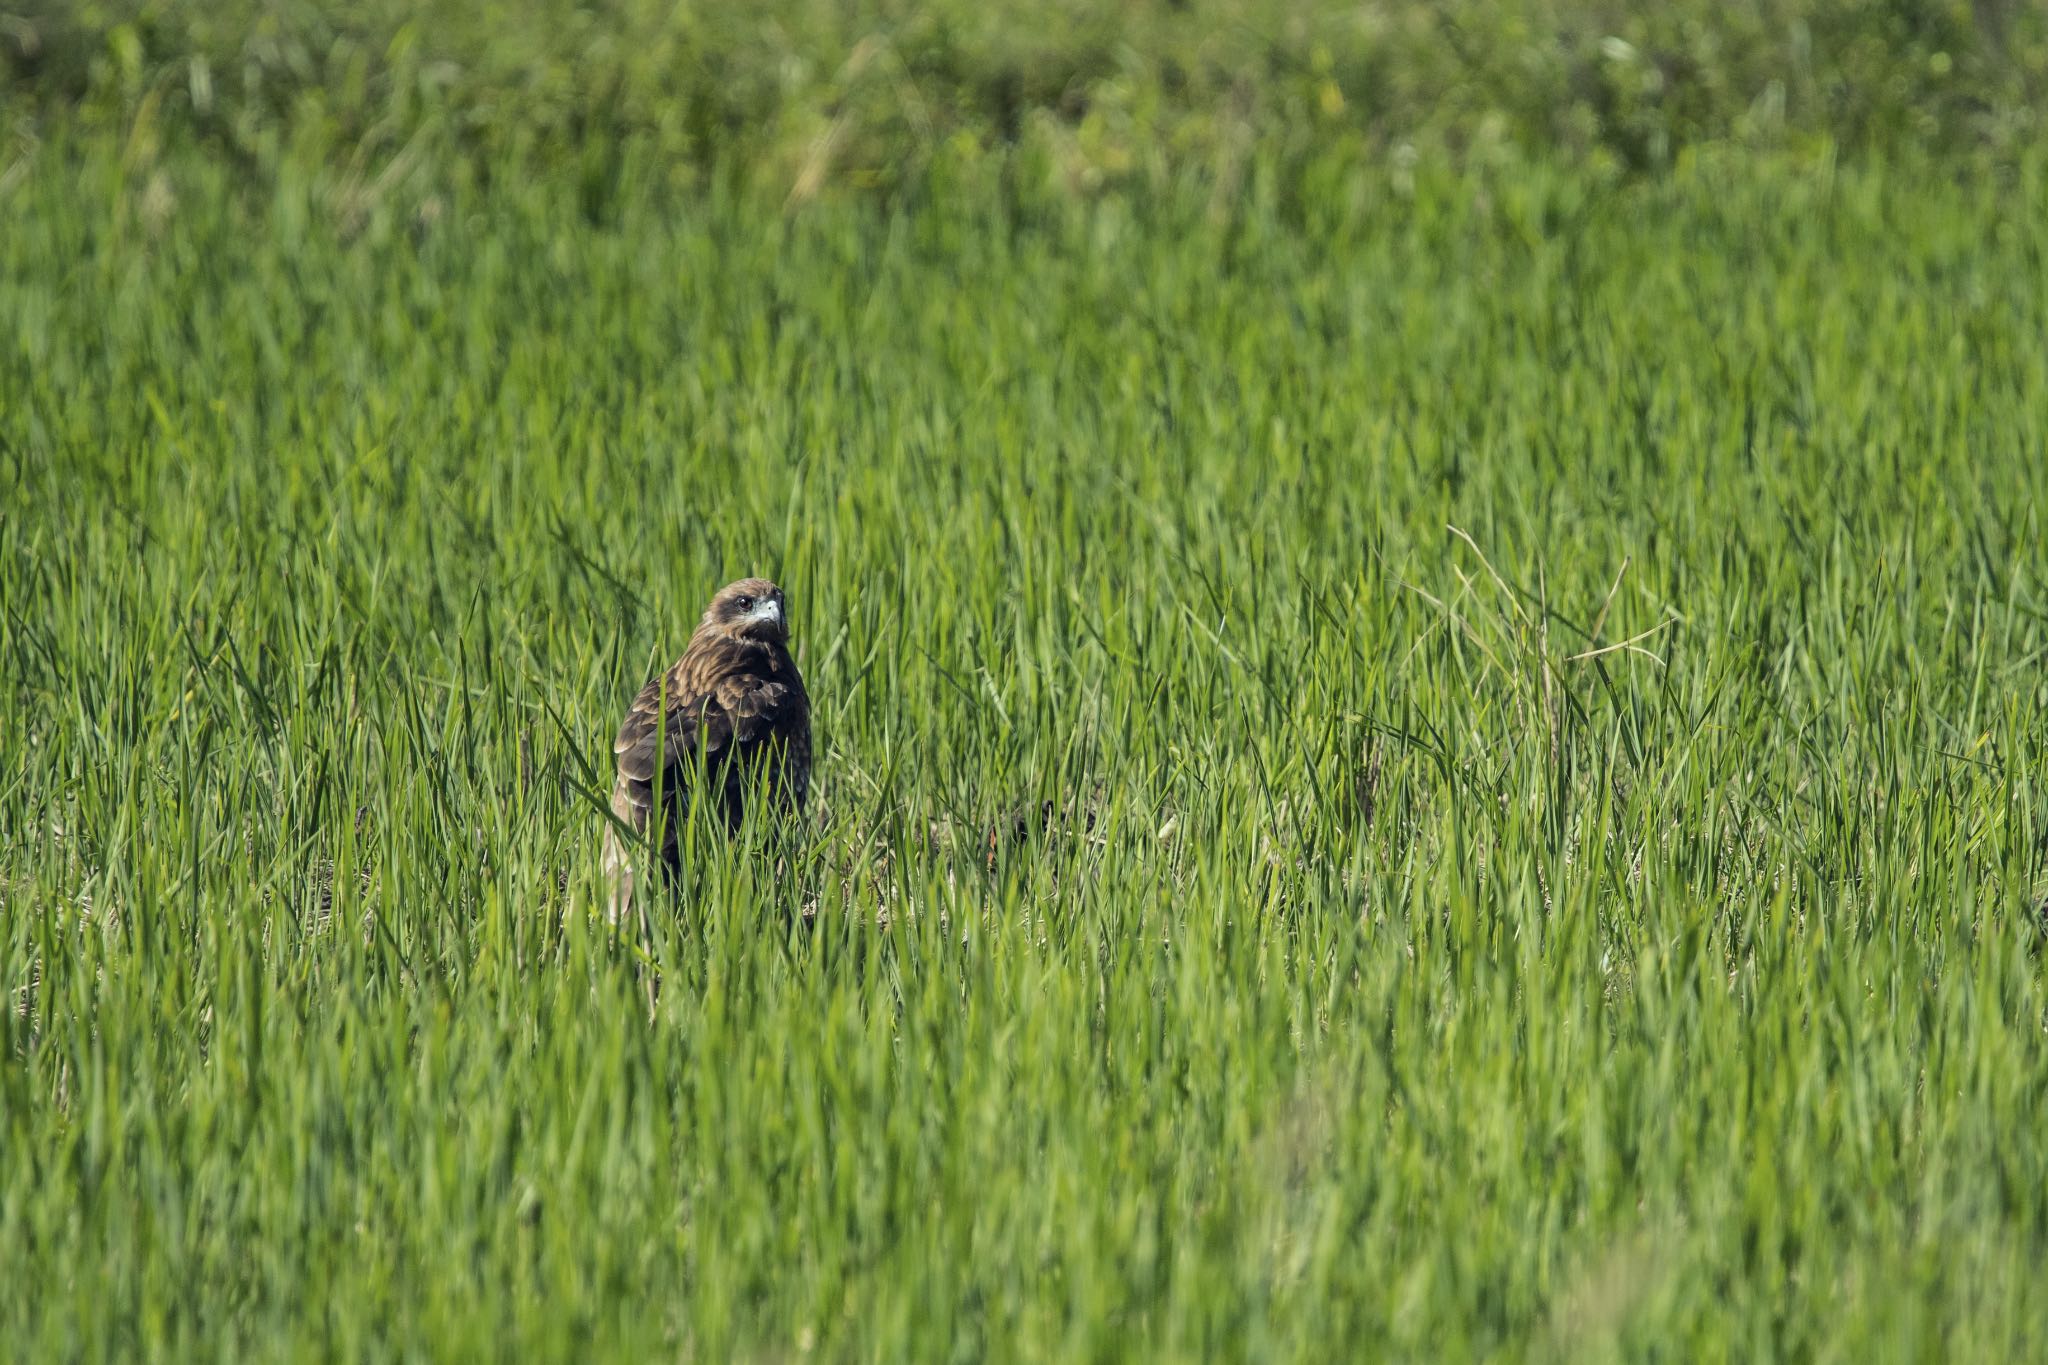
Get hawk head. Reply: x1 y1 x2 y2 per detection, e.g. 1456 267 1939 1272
700 577 790 645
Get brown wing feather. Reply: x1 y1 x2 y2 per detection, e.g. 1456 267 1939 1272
602 594 812 925
605 633 810 887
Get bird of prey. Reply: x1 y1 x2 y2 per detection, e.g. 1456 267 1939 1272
602 577 811 924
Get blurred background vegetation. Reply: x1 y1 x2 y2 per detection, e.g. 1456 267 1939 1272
3 0 2044 214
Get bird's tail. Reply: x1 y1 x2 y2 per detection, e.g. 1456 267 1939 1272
601 824 636 929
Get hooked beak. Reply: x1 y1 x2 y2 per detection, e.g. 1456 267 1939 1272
742 598 783 631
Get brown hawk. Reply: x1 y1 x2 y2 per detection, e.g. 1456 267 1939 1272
602 577 811 924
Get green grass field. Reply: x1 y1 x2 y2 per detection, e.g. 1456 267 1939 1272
5 4 2048 1360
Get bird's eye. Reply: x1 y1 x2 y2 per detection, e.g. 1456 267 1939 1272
734 596 753 611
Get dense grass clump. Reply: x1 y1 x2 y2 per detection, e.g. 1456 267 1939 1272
4 8 2048 1359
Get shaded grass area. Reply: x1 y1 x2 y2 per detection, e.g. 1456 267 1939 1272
4 0 2046 207
3 121 2048 1358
